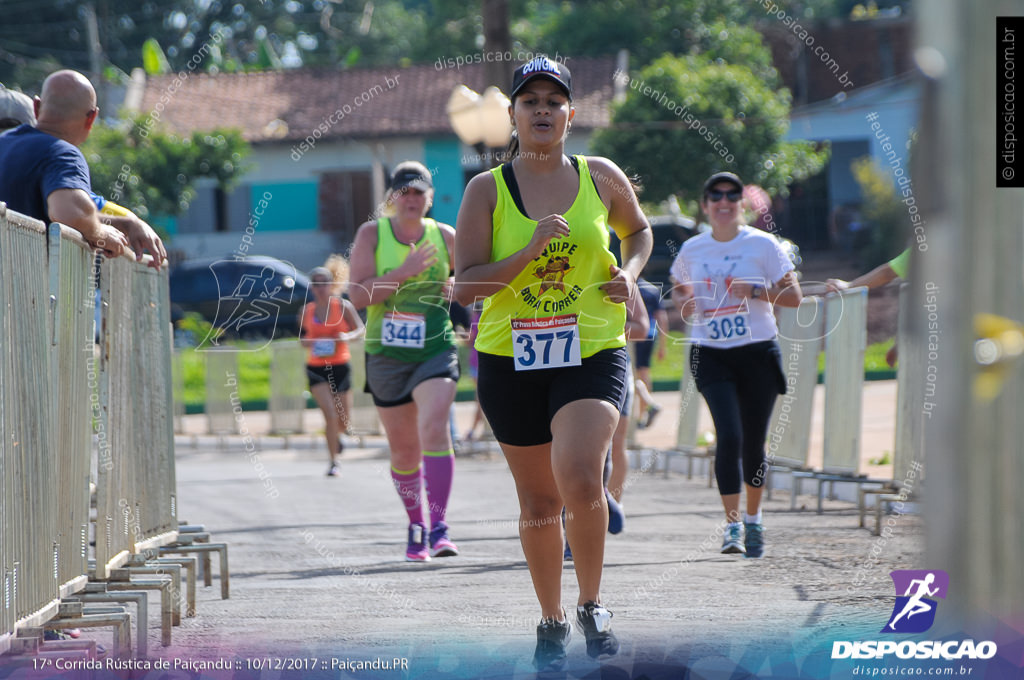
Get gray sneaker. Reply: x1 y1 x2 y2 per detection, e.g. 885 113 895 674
533 615 572 670
576 601 619 659
721 523 745 554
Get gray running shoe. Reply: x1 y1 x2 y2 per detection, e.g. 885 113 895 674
533 615 572 670
721 523 745 554
576 601 619 659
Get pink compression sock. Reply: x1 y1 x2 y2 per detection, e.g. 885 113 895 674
391 465 425 526
423 450 454 526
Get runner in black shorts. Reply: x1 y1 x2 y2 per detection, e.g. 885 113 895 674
454 58 652 670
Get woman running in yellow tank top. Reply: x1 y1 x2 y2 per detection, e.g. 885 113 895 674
454 58 652 671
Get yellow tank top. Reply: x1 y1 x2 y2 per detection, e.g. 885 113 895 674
365 217 454 360
475 155 626 358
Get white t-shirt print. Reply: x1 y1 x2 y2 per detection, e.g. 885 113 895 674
670 226 794 348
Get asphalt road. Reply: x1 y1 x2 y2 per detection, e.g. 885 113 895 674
130 436 927 679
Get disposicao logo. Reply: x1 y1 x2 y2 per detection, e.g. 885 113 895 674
883 569 948 634
831 569 998 661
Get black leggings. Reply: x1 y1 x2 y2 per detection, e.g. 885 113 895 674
690 341 785 496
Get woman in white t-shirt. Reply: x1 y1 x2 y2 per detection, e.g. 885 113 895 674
669 172 802 558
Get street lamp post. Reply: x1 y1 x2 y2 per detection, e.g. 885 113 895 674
447 85 513 169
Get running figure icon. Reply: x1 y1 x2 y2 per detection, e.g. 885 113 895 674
888 572 939 630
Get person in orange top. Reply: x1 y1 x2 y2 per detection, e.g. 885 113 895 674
300 256 364 476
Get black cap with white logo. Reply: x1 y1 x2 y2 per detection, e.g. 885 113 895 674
510 57 572 100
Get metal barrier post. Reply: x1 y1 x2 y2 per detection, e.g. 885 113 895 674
50 224 95 600
94 253 135 580
768 298 825 470
822 288 868 474
674 342 700 452
269 340 306 435
128 263 179 551
172 350 187 434
893 283 925 485
205 347 241 435
0 207 10 655
346 339 381 439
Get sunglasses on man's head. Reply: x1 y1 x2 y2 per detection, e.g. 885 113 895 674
706 189 743 203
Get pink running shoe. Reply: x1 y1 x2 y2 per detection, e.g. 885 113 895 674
428 521 459 557
405 523 431 562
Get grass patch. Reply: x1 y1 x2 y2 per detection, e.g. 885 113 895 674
869 451 893 466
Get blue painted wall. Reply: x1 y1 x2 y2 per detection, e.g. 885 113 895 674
787 79 920 211
249 182 318 231
424 138 464 227
830 140 871 206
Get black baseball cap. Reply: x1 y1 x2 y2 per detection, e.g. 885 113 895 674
702 172 744 195
510 57 572 100
390 163 433 192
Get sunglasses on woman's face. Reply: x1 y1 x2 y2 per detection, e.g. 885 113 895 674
705 189 743 203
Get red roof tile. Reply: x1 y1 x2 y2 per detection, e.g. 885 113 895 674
138 57 616 144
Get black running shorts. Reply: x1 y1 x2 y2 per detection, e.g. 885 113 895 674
306 363 351 393
476 346 629 447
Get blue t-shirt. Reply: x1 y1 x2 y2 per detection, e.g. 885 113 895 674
637 277 664 340
0 124 92 222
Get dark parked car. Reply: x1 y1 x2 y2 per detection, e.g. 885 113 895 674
169 256 311 339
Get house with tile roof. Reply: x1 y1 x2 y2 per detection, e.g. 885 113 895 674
127 15 920 267
127 56 619 270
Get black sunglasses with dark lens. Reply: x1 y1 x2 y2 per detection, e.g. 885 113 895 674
706 189 743 203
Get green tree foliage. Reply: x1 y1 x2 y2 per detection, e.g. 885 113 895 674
0 0 914 90
850 156 909 269
316 0 480 67
533 1 739 66
83 118 250 222
688 21 780 86
530 0 909 68
0 1 506 87
592 54 828 205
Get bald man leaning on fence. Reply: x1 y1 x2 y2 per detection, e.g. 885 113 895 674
0 70 165 265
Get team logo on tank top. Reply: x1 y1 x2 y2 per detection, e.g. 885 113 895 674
534 256 574 292
518 241 584 314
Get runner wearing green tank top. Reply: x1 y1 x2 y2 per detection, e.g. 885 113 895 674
349 161 460 564
454 58 652 671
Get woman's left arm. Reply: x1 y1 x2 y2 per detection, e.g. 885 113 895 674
624 284 650 341
766 271 803 308
588 157 652 302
